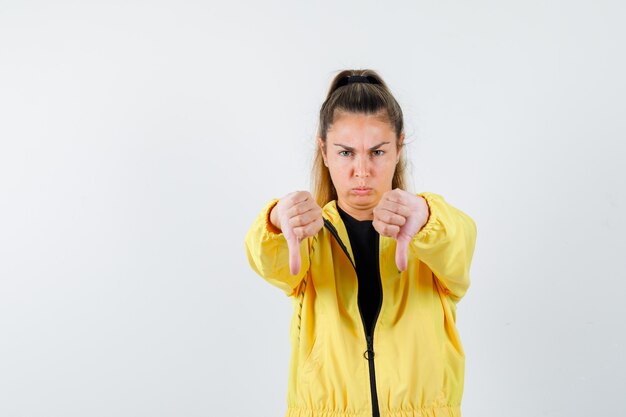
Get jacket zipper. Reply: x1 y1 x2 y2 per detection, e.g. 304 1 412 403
323 218 383 417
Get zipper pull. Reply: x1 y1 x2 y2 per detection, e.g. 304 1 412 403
364 335 375 360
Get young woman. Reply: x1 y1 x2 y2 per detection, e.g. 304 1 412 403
244 69 477 417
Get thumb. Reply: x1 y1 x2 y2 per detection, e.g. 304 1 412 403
395 234 410 272
283 224 301 276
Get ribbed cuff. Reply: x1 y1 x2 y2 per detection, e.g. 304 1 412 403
263 198 282 237
415 192 437 240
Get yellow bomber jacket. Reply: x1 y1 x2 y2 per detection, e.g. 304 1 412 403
244 192 477 417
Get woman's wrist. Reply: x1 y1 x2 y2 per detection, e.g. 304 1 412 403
269 204 282 232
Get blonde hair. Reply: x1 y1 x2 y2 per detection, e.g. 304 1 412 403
311 69 409 208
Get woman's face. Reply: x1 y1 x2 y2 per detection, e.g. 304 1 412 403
318 111 403 221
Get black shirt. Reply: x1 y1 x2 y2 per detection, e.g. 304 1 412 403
337 204 382 337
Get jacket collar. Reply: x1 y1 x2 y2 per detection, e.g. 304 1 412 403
322 200 356 268
321 200 397 273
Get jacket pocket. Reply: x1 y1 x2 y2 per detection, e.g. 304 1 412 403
301 332 323 374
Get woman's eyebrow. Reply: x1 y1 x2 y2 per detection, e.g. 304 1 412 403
333 142 390 151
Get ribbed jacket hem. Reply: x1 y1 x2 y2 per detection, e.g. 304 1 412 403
285 405 461 417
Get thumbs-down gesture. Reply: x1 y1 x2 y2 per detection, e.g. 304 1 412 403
373 188 430 272
270 191 324 276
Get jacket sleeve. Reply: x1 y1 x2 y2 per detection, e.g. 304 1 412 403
244 198 311 298
410 192 477 303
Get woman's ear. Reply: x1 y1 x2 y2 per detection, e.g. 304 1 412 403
317 137 328 167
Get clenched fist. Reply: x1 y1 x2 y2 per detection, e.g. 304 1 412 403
372 188 430 271
270 191 324 275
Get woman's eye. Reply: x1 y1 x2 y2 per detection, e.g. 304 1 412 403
373 150 385 156
339 151 352 157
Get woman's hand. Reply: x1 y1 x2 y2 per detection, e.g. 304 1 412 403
373 188 430 271
270 191 324 275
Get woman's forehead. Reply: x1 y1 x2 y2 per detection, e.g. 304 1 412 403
327 114 395 146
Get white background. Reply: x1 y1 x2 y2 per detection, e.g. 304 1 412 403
1 1 624 416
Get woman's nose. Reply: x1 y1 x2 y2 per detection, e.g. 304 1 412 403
354 155 370 177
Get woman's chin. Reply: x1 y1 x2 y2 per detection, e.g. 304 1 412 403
346 191 379 205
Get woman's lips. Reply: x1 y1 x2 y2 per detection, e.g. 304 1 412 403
352 188 372 195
